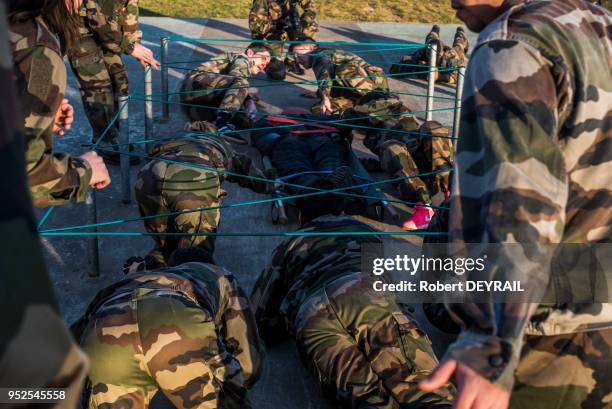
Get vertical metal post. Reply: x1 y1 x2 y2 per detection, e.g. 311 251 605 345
160 36 170 121
426 43 437 121
119 95 131 204
144 65 154 154
452 66 466 141
86 189 100 277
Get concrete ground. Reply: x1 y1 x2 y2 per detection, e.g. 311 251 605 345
41 18 477 409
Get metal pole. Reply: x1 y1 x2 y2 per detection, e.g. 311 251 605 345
160 36 170 122
86 189 100 277
144 64 153 154
426 43 437 122
452 66 466 141
119 95 131 204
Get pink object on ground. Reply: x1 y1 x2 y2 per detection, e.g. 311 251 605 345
402 202 435 231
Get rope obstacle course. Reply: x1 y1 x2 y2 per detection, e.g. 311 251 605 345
38 35 466 277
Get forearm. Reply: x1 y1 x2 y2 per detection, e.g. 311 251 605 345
119 0 142 53
27 145 92 207
220 274 264 387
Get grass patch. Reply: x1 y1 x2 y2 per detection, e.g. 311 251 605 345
140 0 610 22
140 0 459 22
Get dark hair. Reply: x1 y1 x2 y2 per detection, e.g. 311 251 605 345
289 38 317 52
247 42 271 54
42 0 81 53
168 247 215 267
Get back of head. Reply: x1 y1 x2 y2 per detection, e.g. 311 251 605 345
168 247 215 267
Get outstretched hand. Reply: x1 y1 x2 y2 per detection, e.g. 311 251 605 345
320 96 333 114
420 359 510 409
131 43 160 70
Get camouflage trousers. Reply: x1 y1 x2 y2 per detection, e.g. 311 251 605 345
376 133 453 204
135 156 224 269
510 328 612 409
295 274 455 408
79 288 251 409
68 33 128 145
389 29 468 85
180 72 251 127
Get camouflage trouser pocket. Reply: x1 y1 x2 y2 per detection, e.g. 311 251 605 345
391 311 438 371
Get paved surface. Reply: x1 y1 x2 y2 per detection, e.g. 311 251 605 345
41 18 477 408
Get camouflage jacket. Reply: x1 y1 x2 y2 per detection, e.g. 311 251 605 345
10 13 92 207
194 52 252 112
446 0 612 390
72 263 264 387
80 0 142 55
250 216 382 341
312 48 371 98
1 4 88 402
249 0 317 39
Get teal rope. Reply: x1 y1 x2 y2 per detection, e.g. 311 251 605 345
128 94 460 140
93 98 130 148
40 167 452 233
41 231 447 237
38 206 55 231
148 67 459 98
168 36 426 48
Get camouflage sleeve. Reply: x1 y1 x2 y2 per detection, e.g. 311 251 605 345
119 0 143 52
249 240 292 343
312 52 334 98
219 58 251 113
297 0 318 34
445 40 568 390
249 0 273 38
84 0 124 55
17 46 92 207
0 3 89 399
218 273 265 387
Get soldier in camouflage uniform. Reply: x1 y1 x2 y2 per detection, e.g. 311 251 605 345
68 0 156 161
419 1 612 408
345 91 454 230
390 25 468 85
1 2 88 406
250 109 369 222
292 41 390 114
10 0 110 207
250 216 455 408
72 247 264 409
249 0 318 79
135 121 267 269
180 45 271 130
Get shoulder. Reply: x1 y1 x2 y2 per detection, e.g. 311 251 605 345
477 0 610 62
10 15 61 59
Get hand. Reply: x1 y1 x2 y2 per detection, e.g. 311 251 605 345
320 97 333 115
420 359 510 409
131 43 160 70
80 151 111 189
53 99 74 136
